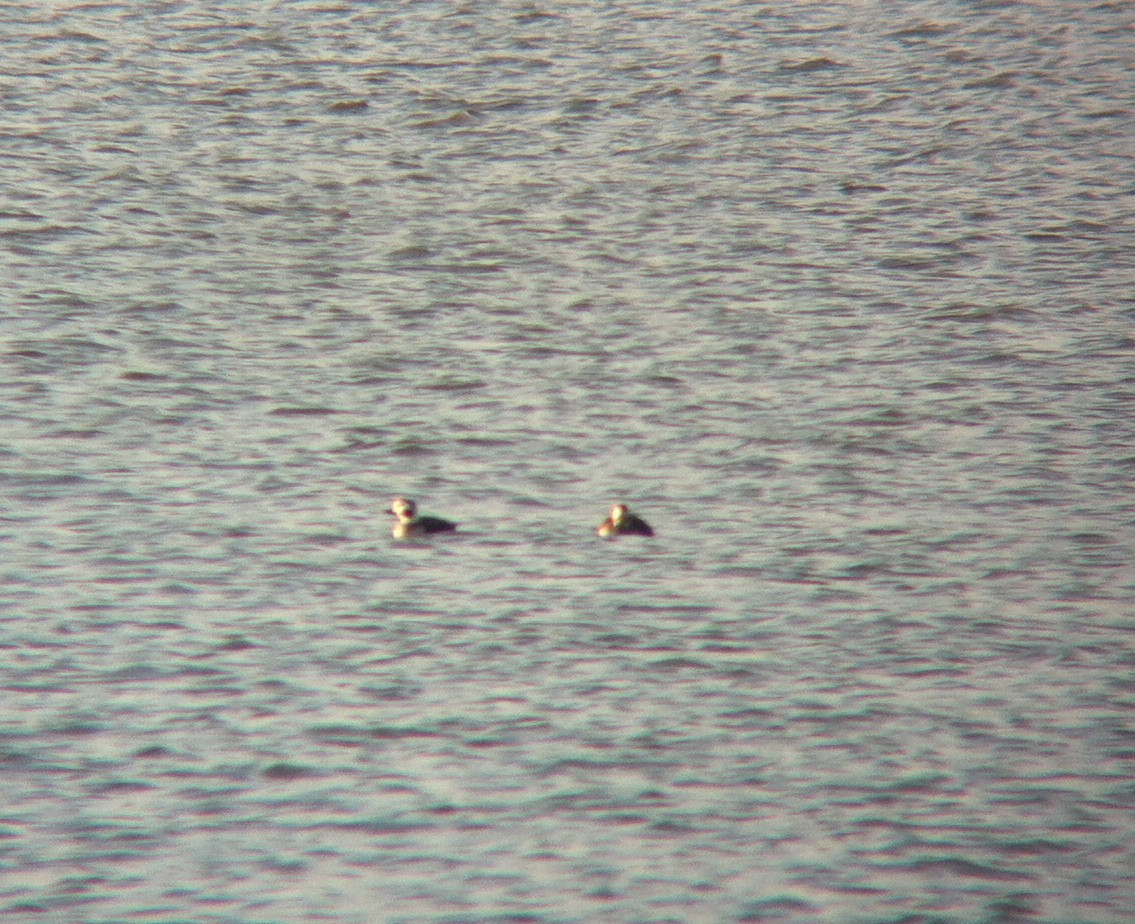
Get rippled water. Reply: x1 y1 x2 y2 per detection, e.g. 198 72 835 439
2 2 1134 922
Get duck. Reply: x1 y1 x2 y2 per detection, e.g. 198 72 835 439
389 497 458 539
597 502 654 537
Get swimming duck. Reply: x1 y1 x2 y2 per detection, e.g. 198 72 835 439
390 497 458 539
597 502 654 537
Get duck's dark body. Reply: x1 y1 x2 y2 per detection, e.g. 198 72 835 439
597 503 654 537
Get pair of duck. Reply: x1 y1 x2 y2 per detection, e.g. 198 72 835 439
389 498 654 539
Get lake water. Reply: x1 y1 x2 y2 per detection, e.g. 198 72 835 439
2 2 1133 922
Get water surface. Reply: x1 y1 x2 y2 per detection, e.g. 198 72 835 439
2 2 1133 922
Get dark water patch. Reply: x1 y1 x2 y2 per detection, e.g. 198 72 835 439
883 856 1031 882
457 435 516 448
261 762 319 781
888 20 958 41
986 838 1077 857
390 436 440 456
0 223 93 242
298 817 431 836
332 428 388 451
1 681 76 695
645 816 701 838
88 777 155 796
641 656 713 672
306 723 442 746
613 602 717 618
2 471 92 489
891 661 970 679
4 900 52 916
46 720 106 738
212 634 257 652
988 785 1087 808
388 243 434 260
884 773 952 794
267 405 342 416
425 376 489 391
964 71 1019 90
133 745 174 759
778 57 845 73
119 370 168 381
102 663 173 682
298 531 352 548
592 632 640 650
738 895 819 921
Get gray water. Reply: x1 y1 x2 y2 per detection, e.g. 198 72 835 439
2 2 1134 922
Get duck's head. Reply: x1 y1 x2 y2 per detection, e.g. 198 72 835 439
390 497 417 522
